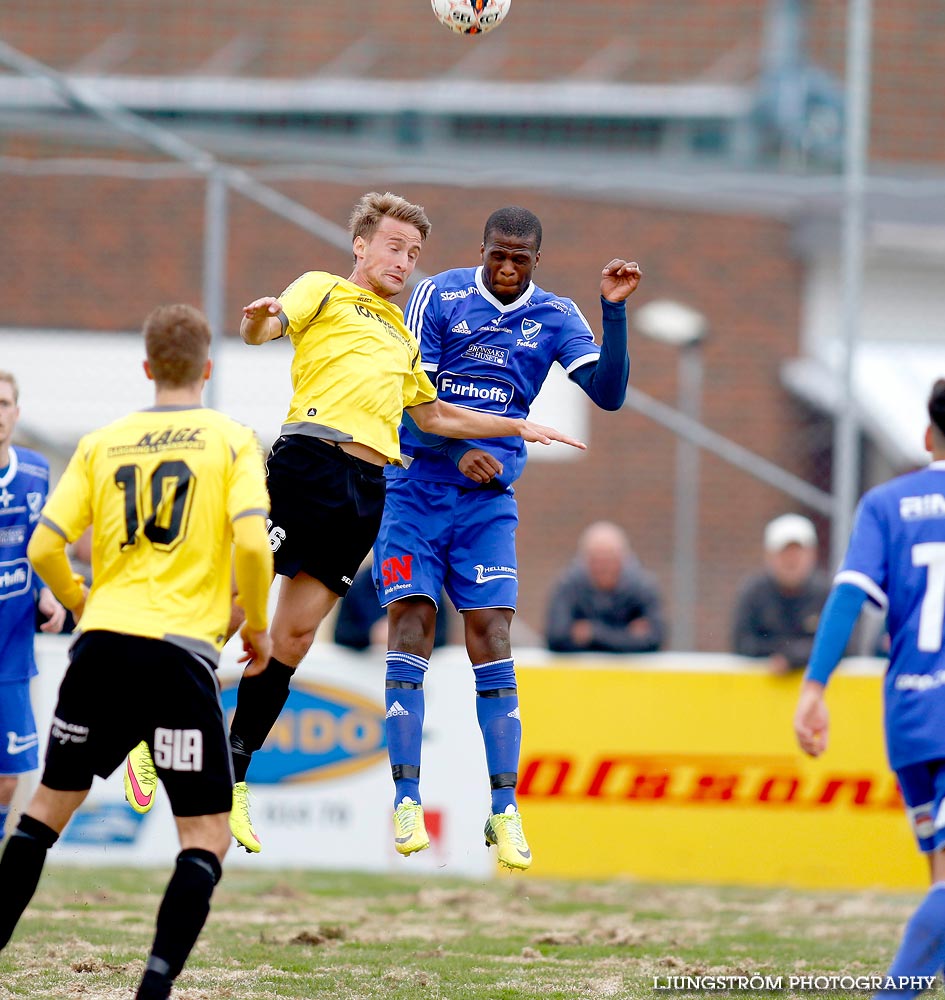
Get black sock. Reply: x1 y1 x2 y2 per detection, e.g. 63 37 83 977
229 657 295 782
136 966 173 1000
135 848 222 999
0 814 59 951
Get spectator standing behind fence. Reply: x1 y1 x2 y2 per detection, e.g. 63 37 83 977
545 521 664 654
731 513 831 675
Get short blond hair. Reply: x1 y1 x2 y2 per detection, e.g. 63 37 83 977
348 191 431 243
142 304 211 386
0 370 19 402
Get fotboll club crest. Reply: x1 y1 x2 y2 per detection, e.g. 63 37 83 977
520 318 542 340
26 492 43 522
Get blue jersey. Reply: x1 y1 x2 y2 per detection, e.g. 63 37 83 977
836 461 945 768
0 446 50 683
391 266 603 488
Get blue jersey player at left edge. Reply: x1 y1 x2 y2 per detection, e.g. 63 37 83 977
0 371 66 841
795 378 945 1000
373 206 642 870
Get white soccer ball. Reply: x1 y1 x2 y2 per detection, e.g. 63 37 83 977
431 0 512 36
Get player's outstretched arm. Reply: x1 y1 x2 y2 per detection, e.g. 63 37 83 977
231 515 274 674
400 410 504 484
600 259 642 303
408 400 586 450
794 680 829 757
240 296 285 344
568 259 640 412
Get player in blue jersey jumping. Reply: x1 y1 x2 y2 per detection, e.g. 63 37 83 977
794 378 945 998
0 371 66 840
373 206 642 869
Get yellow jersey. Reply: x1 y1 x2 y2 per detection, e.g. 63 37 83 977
278 271 437 462
40 406 269 661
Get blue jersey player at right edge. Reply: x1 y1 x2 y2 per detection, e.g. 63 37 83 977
373 206 642 869
794 378 945 999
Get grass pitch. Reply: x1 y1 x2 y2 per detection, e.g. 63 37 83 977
0 866 920 999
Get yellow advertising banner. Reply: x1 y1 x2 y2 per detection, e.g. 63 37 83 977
517 658 925 890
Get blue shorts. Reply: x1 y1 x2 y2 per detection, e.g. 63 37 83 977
374 479 518 612
0 679 39 776
896 760 945 853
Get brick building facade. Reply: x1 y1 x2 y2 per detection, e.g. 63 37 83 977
1 0 940 649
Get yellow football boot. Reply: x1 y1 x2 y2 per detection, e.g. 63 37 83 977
124 741 158 815
393 797 430 856
484 805 532 871
229 781 261 854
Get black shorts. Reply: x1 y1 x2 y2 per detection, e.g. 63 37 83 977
42 631 233 817
266 434 387 596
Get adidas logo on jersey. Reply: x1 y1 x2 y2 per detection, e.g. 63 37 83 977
386 701 410 718
451 320 473 335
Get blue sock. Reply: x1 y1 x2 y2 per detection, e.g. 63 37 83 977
874 882 945 998
0 803 8 842
385 651 428 809
473 658 521 815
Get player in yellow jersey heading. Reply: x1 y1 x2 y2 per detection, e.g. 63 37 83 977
0 305 273 1000
213 190 583 853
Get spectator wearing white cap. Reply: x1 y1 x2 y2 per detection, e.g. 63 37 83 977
731 514 832 675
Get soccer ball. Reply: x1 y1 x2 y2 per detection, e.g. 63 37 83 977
431 0 511 36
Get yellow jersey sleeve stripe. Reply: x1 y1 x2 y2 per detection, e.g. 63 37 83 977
39 514 70 541
232 507 269 522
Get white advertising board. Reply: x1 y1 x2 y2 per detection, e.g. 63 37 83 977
30 635 495 877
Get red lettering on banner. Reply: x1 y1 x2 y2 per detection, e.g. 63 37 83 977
690 774 738 801
517 753 899 810
626 772 670 799
817 777 873 806
381 555 413 586
585 759 670 799
586 760 615 797
519 757 571 796
758 775 800 803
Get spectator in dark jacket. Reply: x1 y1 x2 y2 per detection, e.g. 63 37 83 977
545 521 664 654
731 513 832 675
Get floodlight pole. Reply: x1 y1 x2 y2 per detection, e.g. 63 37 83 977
832 0 872 568
632 299 709 651
202 169 228 409
673 340 702 651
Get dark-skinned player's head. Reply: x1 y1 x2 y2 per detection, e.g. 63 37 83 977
483 206 542 250
481 207 542 304
928 378 945 452
143 304 211 387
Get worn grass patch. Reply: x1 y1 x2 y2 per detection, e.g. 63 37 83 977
0 867 919 999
